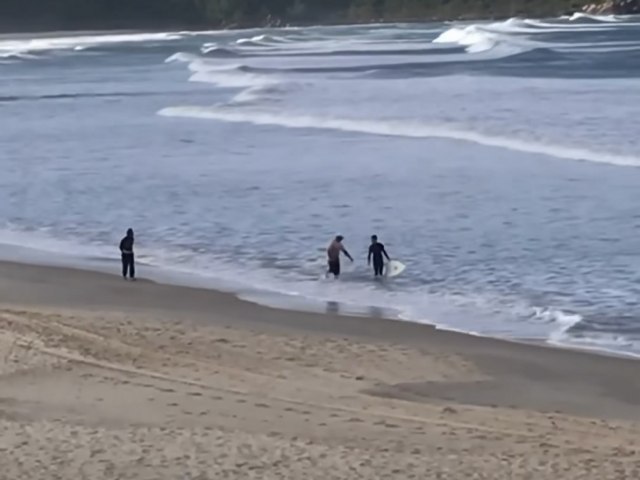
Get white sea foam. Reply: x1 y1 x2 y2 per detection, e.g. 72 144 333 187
0 32 184 58
186 59 245 72
525 18 620 29
254 34 291 43
176 55 283 103
484 17 547 33
200 44 241 56
548 332 640 359
164 52 198 64
158 107 640 167
0 51 38 60
533 307 584 343
569 12 622 22
188 68 275 89
177 29 228 36
556 42 640 53
237 34 294 46
433 17 628 53
432 23 542 54
236 36 274 47
227 86 269 104
433 26 499 53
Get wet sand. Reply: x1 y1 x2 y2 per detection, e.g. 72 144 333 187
1 260 639 479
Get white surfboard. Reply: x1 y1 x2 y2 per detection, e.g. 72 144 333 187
386 260 406 278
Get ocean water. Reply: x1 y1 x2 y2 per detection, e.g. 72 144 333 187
2 14 640 355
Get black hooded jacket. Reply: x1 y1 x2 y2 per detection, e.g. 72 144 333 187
120 232 134 255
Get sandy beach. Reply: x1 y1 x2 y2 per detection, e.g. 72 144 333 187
0 260 639 479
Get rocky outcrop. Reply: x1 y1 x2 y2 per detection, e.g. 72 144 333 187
583 1 615 14
583 0 640 14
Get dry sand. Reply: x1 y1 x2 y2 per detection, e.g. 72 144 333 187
0 261 639 479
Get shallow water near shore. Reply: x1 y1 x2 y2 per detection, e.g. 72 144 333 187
2 14 640 355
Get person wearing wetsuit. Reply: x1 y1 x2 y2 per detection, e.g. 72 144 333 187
368 235 390 277
119 228 135 280
327 235 353 278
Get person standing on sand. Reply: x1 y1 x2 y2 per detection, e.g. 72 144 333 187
327 235 353 278
368 235 390 277
119 228 135 280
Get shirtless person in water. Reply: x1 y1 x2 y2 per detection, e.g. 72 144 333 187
327 235 353 278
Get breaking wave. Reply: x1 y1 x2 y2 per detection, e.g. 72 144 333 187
0 32 184 58
200 44 242 57
432 21 544 54
567 12 624 22
158 107 640 167
432 15 639 54
237 34 293 46
165 52 198 63
534 307 584 343
433 25 510 53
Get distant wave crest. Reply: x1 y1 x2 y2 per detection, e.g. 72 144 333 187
200 44 242 57
432 20 542 54
432 15 637 54
0 32 184 59
237 34 292 46
158 106 640 167
567 12 623 22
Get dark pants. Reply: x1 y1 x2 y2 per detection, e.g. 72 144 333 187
122 253 135 279
373 257 384 276
328 260 340 277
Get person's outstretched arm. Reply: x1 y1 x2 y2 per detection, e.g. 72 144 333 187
343 246 354 262
367 246 372 265
383 246 390 261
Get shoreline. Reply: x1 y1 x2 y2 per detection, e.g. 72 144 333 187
1 257 640 420
0 256 638 365
0 239 637 363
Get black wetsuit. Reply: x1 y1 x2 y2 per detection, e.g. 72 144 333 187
119 235 135 279
368 243 389 276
